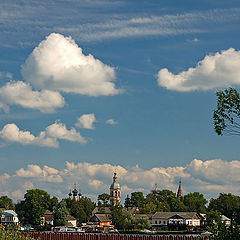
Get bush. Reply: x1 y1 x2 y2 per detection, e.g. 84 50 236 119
0 227 34 240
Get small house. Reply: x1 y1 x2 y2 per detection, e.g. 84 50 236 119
1 210 19 225
89 213 112 228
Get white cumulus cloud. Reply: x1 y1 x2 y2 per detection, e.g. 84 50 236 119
0 81 65 113
0 121 87 147
0 123 58 147
22 33 120 96
46 122 87 144
157 48 240 91
75 113 96 129
2 158 240 201
16 164 63 183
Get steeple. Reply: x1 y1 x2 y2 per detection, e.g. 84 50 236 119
110 171 121 205
177 180 183 199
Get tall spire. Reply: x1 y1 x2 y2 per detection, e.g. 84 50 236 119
177 180 183 199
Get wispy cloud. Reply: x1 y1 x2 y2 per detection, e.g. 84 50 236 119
0 4 240 47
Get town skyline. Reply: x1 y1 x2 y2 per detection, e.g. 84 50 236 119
0 0 240 201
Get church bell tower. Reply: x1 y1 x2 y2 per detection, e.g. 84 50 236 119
110 172 121 205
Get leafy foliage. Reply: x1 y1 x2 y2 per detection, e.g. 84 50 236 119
0 226 34 240
135 216 151 229
111 205 135 230
65 197 95 225
0 196 15 210
208 193 240 224
213 88 240 136
53 200 68 226
183 192 207 213
49 196 59 211
15 189 50 226
98 193 110 206
206 210 222 228
130 192 145 208
209 220 240 240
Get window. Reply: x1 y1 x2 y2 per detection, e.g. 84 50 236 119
155 220 157 224
163 221 166 224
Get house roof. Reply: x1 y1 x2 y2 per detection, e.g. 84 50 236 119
45 210 53 215
90 214 111 222
66 215 76 221
222 215 231 221
2 210 18 217
92 207 111 214
152 212 199 220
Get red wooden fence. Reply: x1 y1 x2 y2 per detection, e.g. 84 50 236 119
22 233 209 240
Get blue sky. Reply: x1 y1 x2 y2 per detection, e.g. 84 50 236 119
1 0 240 202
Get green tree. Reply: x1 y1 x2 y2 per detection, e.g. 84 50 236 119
0 196 14 210
135 216 151 230
65 197 95 225
48 196 58 211
208 193 240 224
111 206 135 230
15 189 50 226
206 210 222 228
183 192 207 213
155 190 187 212
124 195 131 208
213 88 240 136
98 193 110 206
141 201 157 214
130 192 145 208
53 200 68 226
209 220 240 240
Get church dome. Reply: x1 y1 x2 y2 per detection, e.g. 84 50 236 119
110 172 120 190
110 181 120 189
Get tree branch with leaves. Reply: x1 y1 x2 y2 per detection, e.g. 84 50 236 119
213 88 240 136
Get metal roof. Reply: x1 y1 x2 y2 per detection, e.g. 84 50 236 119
2 210 18 217
152 212 199 219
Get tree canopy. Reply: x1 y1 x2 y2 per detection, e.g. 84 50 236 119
183 192 207 213
65 197 95 225
213 88 240 136
15 189 50 226
0 196 15 210
53 200 68 226
208 193 240 224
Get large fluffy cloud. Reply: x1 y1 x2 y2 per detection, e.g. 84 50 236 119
0 81 65 113
0 121 86 147
45 122 87 144
2 158 240 201
22 33 119 96
157 48 240 91
0 123 58 147
16 165 62 183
